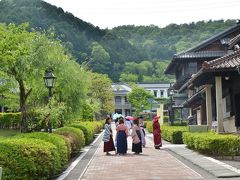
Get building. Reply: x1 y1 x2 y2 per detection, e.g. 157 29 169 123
112 83 132 117
137 82 170 98
112 83 170 116
165 21 240 132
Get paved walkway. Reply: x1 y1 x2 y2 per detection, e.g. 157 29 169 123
80 124 203 180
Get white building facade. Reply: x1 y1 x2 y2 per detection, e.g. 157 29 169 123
112 83 170 116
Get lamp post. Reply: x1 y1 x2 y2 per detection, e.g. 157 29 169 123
167 83 175 126
43 68 56 132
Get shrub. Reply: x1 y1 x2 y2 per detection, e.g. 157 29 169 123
146 121 153 133
163 116 169 123
67 124 93 145
161 126 188 144
0 138 60 179
16 132 69 166
183 132 240 157
54 127 85 155
0 113 21 129
68 121 103 145
146 122 187 144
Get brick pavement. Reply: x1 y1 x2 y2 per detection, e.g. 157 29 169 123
81 124 203 180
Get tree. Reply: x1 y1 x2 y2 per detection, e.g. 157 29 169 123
90 42 111 74
127 86 153 116
89 73 114 119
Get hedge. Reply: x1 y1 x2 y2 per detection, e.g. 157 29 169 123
0 113 21 129
161 126 188 144
183 132 240 157
146 122 187 144
54 127 85 155
68 121 104 145
0 138 60 179
16 132 69 165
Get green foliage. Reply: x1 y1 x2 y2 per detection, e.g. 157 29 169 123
54 127 85 155
0 113 21 129
127 86 154 116
146 122 187 144
161 126 188 144
68 121 103 144
120 61 174 83
0 138 61 179
0 0 236 81
183 132 240 156
89 73 114 119
15 132 69 166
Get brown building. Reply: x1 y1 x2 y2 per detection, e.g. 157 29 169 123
165 22 240 132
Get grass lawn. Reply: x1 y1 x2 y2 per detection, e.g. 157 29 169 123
0 129 20 137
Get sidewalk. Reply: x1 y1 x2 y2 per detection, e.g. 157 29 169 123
80 123 203 180
145 133 240 178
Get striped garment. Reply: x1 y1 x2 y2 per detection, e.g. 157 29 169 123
102 124 112 142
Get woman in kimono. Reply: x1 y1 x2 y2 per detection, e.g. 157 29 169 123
153 116 162 149
116 117 128 155
102 117 115 155
139 117 146 147
131 119 143 154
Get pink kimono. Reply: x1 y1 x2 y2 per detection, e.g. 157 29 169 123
153 116 162 149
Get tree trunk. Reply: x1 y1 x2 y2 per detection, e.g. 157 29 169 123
18 79 32 133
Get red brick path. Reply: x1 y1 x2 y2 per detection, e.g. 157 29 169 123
81 124 203 180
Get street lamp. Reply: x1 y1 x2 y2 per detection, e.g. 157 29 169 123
43 68 56 132
167 83 175 126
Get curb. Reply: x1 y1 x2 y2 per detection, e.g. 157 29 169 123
57 131 104 180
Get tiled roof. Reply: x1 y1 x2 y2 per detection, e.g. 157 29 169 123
228 34 240 49
204 49 240 70
174 51 225 59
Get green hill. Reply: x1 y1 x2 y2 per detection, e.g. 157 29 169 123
0 0 237 82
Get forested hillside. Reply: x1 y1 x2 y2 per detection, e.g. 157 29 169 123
0 0 236 82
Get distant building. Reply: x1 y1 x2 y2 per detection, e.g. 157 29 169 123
112 82 170 116
137 82 170 98
112 83 132 117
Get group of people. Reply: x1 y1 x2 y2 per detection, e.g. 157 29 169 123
102 115 162 155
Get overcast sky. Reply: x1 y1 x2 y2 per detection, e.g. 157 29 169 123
44 0 240 29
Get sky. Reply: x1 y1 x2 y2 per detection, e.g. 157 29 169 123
44 0 240 29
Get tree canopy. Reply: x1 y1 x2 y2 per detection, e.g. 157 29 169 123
0 0 236 82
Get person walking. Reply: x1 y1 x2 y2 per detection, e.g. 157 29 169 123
116 117 128 155
131 119 143 154
102 117 115 155
153 116 162 149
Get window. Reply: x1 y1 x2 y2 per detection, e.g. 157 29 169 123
160 90 164 97
223 95 231 118
125 96 128 103
188 62 197 74
153 90 158 97
115 96 121 104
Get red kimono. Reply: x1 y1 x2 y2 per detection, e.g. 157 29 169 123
153 117 162 149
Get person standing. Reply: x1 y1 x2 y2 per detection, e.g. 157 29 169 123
139 117 146 147
131 119 143 154
116 117 128 155
102 117 115 155
153 116 162 149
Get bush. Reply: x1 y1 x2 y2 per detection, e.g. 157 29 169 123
0 113 21 129
0 138 60 179
67 124 93 145
161 126 188 144
54 127 85 155
183 132 240 156
68 121 103 145
163 116 169 123
146 121 153 133
16 132 69 166
146 122 187 144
